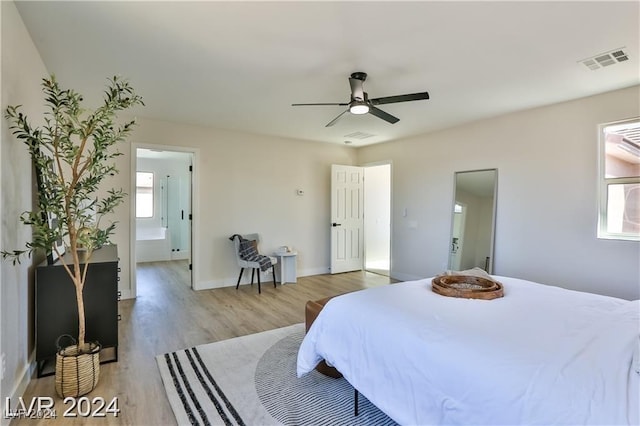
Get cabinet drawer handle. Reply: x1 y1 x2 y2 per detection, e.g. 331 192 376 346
118 267 121 273
117 314 122 321
117 276 120 281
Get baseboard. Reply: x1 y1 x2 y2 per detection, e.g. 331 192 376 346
1 354 35 426
389 271 422 282
298 267 331 277
194 279 232 291
171 251 189 261
119 289 134 300
195 273 276 290
194 266 334 291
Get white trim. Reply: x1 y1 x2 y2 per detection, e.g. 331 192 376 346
195 268 336 291
131 143 201 294
299 267 332 278
389 271 421 282
597 117 640 241
1 355 35 426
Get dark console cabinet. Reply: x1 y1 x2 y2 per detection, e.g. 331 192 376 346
35 245 119 377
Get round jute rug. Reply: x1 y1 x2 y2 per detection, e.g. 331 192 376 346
254 330 397 426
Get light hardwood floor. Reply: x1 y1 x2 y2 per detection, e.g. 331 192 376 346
12 261 396 425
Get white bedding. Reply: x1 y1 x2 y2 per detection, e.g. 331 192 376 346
297 276 640 425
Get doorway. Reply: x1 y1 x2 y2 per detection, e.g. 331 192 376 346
330 162 392 276
364 163 391 276
132 146 194 292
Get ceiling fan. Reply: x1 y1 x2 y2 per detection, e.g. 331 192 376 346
292 72 429 127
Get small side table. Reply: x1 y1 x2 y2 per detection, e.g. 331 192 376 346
274 251 298 284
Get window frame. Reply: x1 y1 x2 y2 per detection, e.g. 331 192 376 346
597 117 640 241
136 171 155 219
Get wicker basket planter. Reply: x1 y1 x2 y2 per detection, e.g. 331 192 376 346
55 336 101 398
432 275 504 300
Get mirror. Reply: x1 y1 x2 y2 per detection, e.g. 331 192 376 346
448 169 498 273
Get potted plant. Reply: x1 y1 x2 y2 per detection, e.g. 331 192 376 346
2 75 143 396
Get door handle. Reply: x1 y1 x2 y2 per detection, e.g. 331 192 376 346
332 223 342 227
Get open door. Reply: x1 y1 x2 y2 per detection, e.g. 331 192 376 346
330 165 364 273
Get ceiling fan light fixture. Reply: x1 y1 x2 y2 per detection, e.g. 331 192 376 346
350 103 369 115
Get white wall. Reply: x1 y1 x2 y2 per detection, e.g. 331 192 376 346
0 1 49 420
357 85 640 300
117 118 357 292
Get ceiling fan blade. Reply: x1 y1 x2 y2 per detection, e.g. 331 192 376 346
368 106 400 124
370 91 430 105
349 77 365 100
292 102 349 106
325 110 349 127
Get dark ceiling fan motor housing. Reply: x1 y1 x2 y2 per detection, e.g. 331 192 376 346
292 71 429 127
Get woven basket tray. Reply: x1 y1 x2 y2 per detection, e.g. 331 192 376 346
432 275 504 300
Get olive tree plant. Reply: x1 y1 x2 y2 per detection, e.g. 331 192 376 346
2 75 143 350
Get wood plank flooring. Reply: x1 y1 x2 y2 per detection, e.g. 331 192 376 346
12 261 396 425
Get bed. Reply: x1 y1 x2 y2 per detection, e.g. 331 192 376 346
297 276 640 425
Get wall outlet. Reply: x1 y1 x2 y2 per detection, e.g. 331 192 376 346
1 352 6 381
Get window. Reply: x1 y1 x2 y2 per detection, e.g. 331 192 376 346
598 118 640 240
136 172 154 218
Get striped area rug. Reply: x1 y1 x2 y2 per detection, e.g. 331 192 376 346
156 323 396 426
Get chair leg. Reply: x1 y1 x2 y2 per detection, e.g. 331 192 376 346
272 265 277 287
251 269 255 285
236 268 244 290
257 268 261 294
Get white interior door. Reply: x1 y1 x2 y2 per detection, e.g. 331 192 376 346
331 165 364 274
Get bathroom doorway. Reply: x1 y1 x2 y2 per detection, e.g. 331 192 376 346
364 163 391 276
133 146 194 290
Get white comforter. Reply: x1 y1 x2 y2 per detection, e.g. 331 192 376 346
297 276 640 425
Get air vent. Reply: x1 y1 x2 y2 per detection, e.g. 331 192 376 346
580 48 629 70
343 131 375 139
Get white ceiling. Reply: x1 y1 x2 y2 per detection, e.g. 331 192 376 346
14 1 640 147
